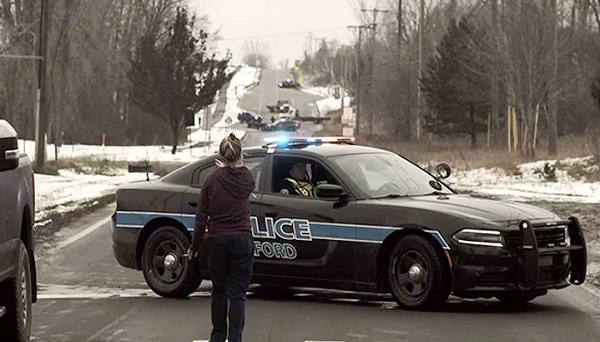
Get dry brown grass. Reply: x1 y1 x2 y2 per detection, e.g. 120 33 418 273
360 133 591 171
318 113 592 171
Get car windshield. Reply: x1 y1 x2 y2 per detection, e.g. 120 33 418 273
331 153 453 198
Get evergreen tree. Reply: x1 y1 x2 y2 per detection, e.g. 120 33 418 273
129 7 231 154
420 16 490 148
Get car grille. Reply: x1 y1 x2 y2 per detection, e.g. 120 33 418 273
477 272 510 287
503 226 566 249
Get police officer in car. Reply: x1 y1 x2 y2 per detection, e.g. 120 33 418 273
280 162 315 196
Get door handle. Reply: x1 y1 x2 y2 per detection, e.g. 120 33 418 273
265 211 278 217
188 201 198 207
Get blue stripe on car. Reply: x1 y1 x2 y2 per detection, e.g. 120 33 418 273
114 211 450 250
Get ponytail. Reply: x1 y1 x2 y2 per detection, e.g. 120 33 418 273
219 133 242 165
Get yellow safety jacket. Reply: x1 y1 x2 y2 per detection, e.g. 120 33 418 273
284 177 315 197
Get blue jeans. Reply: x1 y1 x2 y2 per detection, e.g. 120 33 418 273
207 235 254 342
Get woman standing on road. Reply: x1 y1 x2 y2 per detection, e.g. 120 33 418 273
187 133 256 342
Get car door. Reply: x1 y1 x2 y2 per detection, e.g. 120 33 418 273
252 154 357 284
181 154 266 266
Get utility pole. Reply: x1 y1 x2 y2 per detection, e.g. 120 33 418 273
397 0 403 140
361 7 389 137
348 24 375 136
416 0 424 142
36 0 50 169
549 0 558 155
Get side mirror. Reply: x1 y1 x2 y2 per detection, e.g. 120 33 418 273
316 184 346 199
0 120 19 172
436 162 452 179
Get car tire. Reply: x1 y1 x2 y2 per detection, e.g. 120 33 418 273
388 235 450 310
142 226 202 298
0 241 32 342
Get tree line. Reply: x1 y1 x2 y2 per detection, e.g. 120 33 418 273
0 0 230 156
301 0 600 159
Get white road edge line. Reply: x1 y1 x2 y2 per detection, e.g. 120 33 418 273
86 308 134 342
582 283 600 299
58 216 111 249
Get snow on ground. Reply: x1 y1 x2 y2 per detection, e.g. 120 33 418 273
301 85 350 115
31 65 259 225
34 170 156 225
443 156 600 203
18 65 259 164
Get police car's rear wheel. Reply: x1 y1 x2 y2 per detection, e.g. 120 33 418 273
388 235 450 310
142 226 202 298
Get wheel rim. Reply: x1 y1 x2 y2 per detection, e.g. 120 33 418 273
150 240 185 284
393 249 430 302
20 261 28 329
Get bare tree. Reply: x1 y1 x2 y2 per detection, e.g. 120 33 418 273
241 40 271 68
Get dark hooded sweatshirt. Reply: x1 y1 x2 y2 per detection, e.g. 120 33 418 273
192 166 255 245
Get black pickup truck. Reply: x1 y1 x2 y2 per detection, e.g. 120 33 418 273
0 119 37 341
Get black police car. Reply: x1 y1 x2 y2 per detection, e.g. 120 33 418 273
278 79 299 89
237 111 256 123
262 118 300 132
111 137 587 309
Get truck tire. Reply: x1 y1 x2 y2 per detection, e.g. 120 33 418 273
0 241 32 341
142 226 202 298
388 235 450 310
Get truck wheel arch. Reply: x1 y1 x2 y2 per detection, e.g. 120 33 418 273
20 205 37 303
135 217 190 269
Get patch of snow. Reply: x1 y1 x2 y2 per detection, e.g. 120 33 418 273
301 86 330 97
301 85 351 115
447 157 600 203
34 171 154 224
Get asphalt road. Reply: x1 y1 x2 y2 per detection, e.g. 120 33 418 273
31 204 600 341
29 69 600 341
237 69 324 148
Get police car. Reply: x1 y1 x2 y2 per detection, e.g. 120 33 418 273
111 137 587 309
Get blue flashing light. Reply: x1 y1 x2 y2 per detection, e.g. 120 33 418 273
262 136 355 149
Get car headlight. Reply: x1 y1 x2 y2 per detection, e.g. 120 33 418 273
452 229 504 247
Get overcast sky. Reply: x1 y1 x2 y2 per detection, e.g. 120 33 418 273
190 0 362 67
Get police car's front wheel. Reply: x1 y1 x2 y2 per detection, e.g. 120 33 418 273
142 226 202 298
388 235 450 310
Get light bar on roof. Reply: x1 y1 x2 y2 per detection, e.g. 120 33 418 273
263 136 355 146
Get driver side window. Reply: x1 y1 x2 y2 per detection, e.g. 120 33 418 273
271 156 340 197
191 156 265 191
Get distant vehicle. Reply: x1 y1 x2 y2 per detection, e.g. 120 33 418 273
278 78 299 89
247 115 264 129
266 100 290 113
0 119 36 341
111 136 587 310
237 111 257 123
261 118 300 132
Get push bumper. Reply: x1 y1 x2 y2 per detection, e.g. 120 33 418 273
452 217 587 296
517 217 586 289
